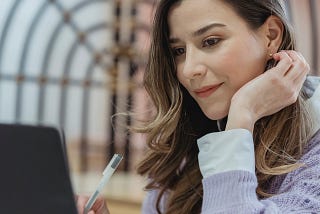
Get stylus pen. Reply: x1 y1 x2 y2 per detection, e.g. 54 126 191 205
84 154 123 214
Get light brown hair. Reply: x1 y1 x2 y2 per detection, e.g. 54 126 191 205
136 0 315 213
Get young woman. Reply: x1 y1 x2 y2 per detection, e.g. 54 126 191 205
77 0 320 213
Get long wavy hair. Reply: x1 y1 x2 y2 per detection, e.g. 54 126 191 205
136 0 315 213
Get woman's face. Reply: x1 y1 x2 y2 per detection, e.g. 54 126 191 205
168 0 269 120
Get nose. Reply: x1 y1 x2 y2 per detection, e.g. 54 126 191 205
182 47 207 79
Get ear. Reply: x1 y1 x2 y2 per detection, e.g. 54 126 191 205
261 15 284 54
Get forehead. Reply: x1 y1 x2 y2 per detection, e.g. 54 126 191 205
168 0 245 36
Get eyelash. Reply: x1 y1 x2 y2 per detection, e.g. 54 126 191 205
202 37 221 47
172 37 221 57
173 48 185 56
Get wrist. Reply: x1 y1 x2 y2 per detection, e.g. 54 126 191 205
226 105 256 133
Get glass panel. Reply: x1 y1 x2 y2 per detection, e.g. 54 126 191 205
0 81 16 123
43 84 61 127
21 83 39 124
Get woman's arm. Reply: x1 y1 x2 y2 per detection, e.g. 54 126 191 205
199 130 320 213
199 50 318 213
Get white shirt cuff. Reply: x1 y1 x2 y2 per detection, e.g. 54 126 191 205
306 84 320 135
197 129 255 178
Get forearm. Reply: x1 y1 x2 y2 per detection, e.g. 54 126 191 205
198 129 320 214
201 171 279 214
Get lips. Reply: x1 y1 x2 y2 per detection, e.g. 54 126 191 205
194 83 222 98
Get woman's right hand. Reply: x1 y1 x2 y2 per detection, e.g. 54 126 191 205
226 50 309 133
76 195 110 214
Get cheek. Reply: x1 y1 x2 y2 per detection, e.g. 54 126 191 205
217 47 265 89
176 65 187 86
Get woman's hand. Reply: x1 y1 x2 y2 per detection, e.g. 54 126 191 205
226 50 309 132
76 195 110 214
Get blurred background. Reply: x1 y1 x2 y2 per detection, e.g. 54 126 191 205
0 0 319 213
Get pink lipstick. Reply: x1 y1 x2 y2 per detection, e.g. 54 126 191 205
194 83 222 98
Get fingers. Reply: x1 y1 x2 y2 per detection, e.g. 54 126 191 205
76 195 89 214
272 50 310 80
284 51 309 95
76 195 110 214
271 51 293 76
268 50 309 106
284 50 309 81
271 50 309 94
91 197 110 214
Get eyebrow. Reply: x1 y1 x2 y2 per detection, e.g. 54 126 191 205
169 23 226 44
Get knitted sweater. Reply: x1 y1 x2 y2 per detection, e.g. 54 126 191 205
142 130 320 213
141 77 320 213
200 130 320 213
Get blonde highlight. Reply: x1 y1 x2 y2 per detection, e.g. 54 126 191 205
134 0 315 213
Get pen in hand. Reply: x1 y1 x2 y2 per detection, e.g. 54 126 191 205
84 154 123 214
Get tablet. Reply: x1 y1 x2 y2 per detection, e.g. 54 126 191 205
0 123 78 214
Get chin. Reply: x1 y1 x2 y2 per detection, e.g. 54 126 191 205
199 100 230 121
203 109 228 121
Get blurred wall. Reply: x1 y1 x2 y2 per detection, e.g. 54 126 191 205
287 0 320 75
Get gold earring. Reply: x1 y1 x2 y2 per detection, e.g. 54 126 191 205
269 53 273 58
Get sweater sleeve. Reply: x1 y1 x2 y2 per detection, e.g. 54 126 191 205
201 137 320 214
141 190 159 214
141 132 320 213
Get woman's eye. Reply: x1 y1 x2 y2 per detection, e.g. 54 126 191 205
173 47 185 56
203 38 220 47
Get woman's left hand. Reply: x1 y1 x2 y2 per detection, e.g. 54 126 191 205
226 50 309 132
76 194 110 214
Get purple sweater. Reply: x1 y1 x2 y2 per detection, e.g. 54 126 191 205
141 130 320 213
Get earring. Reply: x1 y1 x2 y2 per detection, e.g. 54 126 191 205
269 53 274 58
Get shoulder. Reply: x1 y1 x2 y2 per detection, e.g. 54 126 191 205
142 189 167 214
269 130 320 207
302 129 320 163
304 75 320 98
305 76 320 145
279 129 320 188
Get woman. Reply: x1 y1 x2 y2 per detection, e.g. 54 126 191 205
77 0 320 213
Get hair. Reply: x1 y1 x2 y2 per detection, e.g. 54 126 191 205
135 0 315 213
